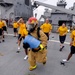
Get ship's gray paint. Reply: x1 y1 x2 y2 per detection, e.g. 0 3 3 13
0 0 33 21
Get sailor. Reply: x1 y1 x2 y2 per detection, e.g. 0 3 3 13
57 23 68 51
61 26 75 64
40 18 52 40
0 19 5 42
17 18 27 50
23 17 48 71
13 20 18 37
2 20 8 34
21 23 28 60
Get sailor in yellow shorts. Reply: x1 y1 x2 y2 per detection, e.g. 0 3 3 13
23 17 48 71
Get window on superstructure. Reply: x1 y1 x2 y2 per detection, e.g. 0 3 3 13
25 0 29 6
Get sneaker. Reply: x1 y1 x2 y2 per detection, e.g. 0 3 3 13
16 51 20 53
60 59 69 66
2 40 5 42
62 46 64 48
24 55 28 60
59 46 64 51
59 48 62 51
18 47 20 50
62 59 69 63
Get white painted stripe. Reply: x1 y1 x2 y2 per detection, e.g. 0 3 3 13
4 33 70 45
4 33 18 36
49 40 70 45
5 33 14 36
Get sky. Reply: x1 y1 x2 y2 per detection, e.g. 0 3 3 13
33 0 75 19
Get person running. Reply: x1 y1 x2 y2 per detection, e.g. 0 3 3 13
13 20 18 37
21 26 28 60
0 19 5 42
17 18 27 50
2 20 8 34
40 18 52 40
61 26 75 64
23 17 48 71
57 23 68 51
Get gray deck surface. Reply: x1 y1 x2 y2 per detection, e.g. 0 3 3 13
0 28 75 75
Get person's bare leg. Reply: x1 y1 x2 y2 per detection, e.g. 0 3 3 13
0 36 2 43
18 40 21 49
2 33 5 42
14 32 16 37
67 53 72 61
24 49 28 60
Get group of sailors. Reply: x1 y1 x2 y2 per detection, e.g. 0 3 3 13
0 17 75 71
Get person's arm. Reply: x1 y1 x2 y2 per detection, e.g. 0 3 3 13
63 27 68 36
70 31 74 46
40 24 43 31
17 18 22 23
49 24 52 35
56 27 59 33
70 38 74 46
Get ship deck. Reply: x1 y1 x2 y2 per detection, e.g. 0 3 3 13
0 28 75 75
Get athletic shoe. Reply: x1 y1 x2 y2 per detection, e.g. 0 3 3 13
59 46 64 51
62 59 69 63
24 55 28 60
18 46 20 50
16 51 20 53
60 59 69 66
2 40 5 42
